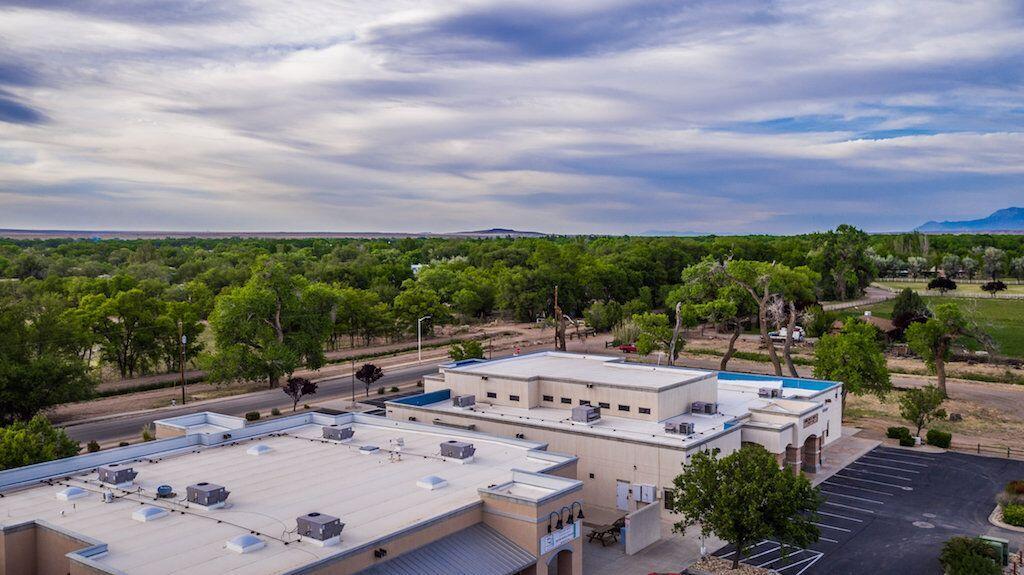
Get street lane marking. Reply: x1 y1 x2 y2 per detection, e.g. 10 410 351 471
823 481 893 496
821 490 884 504
816 510 864 523
850 461 920 473
812 521 852 532
842 467 913 482
834 472 914 490
824 500 876 514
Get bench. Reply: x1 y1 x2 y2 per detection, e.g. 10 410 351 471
587 517 625 547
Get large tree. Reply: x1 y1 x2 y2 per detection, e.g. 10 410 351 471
813 319 892 415
87 288 164 379
816 225 873 301
905 303 983 396
204 258 333 388
670 259 756 370
670 445 821 570
0 415 80 470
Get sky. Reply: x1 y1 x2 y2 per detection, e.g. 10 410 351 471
1 0 1023 235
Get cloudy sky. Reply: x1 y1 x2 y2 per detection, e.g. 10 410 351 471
1 0 1023 234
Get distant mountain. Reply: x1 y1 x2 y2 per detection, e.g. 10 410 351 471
638 229 703 237
916 207 1024 233
453 228 546 238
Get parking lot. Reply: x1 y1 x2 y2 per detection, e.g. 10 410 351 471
715 446 1024 574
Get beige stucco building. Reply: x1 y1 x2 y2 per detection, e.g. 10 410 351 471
386 352 842 524
0 411 585 575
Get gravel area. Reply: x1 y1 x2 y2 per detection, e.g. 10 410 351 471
689 555 776 574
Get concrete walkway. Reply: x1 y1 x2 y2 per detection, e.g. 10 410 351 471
805 427 881 486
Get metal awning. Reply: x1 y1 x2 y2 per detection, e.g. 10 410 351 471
355 523 536 575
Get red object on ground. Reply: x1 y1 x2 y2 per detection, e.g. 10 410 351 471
618 344 637 353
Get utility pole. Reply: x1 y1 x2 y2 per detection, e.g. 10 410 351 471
178 321 187 405
553 286 566 351
350 358 355 406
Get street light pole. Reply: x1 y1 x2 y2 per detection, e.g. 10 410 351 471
178 321 187 405
417 315 432 363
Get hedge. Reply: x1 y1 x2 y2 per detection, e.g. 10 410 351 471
887 426 911 440
1003 504 1024 527
899 435 917 447
245 411 261 421
926 429 952 448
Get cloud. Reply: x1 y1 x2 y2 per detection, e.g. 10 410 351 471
0 0 1022 233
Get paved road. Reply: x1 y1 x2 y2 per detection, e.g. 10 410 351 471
63 362 442 444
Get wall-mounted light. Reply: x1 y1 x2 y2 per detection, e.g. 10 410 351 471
571 501 584 521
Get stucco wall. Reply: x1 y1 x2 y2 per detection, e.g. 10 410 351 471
624 501 661 555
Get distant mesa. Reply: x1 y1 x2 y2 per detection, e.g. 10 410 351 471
452 228 546 238
915 207 1024 233
638 229 703 237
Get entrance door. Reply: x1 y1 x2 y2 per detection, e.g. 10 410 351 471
616 480 630 511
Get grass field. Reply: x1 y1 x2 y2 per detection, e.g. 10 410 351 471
877 280 1024 295
837 296 1024 358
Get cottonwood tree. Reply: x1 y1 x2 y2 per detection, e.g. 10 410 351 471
982 247 1006 281
927 277 957 295
813 319 891 416
816 225 873 301
906 256 928 279
448 340 485 362
669 259 755 370
669 445 821 570
899 385 946 437
282 377 317 412
0 415 80 470
87 288 163 379
906 303 986 396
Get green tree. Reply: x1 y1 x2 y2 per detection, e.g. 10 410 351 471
982 247 1005 280
927 276 957 294
583 300 623 332
449 340 485 361
669 445 821 570
891 288 930 330
89 288 164 378
898 385 946 437
392 283 450 335
355 363 384 397
813 319 891 415
939 537 1000 575
0 415 80 470
282 377 317 412
905 303 979 396
154 301 205 372
981 280 1007 296
670 259 755 370
203 258 333 388
816 224 873 300
632 308 698 365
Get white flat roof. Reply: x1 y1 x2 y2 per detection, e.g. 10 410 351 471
449 352 714 391
0 415 576 575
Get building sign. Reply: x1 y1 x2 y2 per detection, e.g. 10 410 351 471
803 414 819 428
540 522 580 554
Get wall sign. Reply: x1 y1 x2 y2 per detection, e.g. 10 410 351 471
540 522 580 554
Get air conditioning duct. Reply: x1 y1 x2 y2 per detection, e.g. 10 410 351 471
323 425 354 442
440 440 475 462
452 395 476 408
571 405 601 423
758 387 782 399
703 402 718 414
296 512 344 546
691 401 706 413
98 464 138 487
186 482 230 508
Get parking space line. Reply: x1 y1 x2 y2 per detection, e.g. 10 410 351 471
821 490 885 504
743 545 785 561
812 521 852 532
843 467 913 482
816 510 864 522
718 540 771 558
861 455 929 468
757 549 813 568
823 480 893 496
834 472 914 490
850 461 920 473
793 553 825 575
824 500 876 514
872 448 935 461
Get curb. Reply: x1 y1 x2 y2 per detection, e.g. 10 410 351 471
989 505 1024 533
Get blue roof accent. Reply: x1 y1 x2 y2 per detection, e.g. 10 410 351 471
390 389 451 406
717 371 838 392
443 358 490 368
724 421 736 430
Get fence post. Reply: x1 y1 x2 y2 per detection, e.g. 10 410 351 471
977 443 981 454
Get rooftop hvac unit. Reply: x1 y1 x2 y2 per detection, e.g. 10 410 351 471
452 394 476 408
98 464 138 487
296 512 344 545
322 425 354 441
758 387 782 399
665 421 696 435
690 401 706 413
186 482 230 508
440 440 475 461
571 405 601 423
703 402 718 414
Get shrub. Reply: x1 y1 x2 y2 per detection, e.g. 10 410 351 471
899 435 917 447
140 426 155 442
377 387 385 395
87 440 101 453
926 429 952 448
389 386 399 393
1003 504 1024 527
270 408 281 416
244 411 261 421
416 381 424 388
939 536 1000 575
303 404 311 409
1007 480 1024 495
886 426 911 440
118 441 130 447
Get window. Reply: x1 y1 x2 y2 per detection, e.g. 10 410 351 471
485 392 496 399
509 395 520 402
663 488 676 510
579 400 591 406
618 405 630 412
588 473 595 479
638 407 651 415
598 402 610 409
542 395 554 402
560 397 571 404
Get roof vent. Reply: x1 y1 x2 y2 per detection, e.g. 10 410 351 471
571 405 601 423
665 421 696 435
296 512 344 546
186 482 230 508
247 444 272 456
323 425 355 442
452 394 476 408
440 440 475 463
132 506 169 522
691 401 706 413
226 534 265 554
98 464 138 487
359 445 379 455
758 387 782 399
417 475 448 491
56 486 88 501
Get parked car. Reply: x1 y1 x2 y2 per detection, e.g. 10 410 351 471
768 326 805 342
618 343 637 353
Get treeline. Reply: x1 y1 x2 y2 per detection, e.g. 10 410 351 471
1 228 1021 425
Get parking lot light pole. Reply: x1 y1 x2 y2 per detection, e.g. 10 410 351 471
417 315 432 363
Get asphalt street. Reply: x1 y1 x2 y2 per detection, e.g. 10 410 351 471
63 362 442 444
